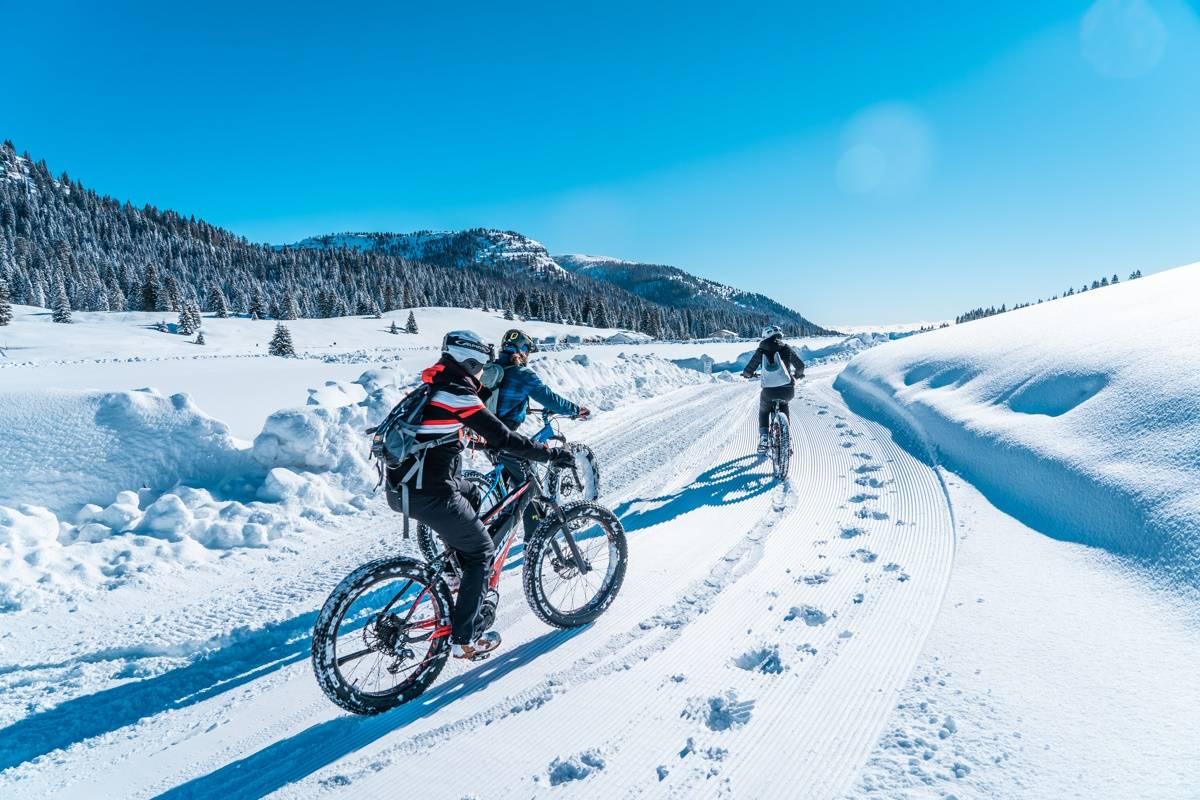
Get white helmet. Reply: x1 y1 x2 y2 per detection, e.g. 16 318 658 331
762 325 784 339
442 330 493 370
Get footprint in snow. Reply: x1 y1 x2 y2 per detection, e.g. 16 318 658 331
848 493 879 503
853 464 883 474
817 410 828 416
856 508 890 521
546 750 607 786
683 691 755 731
840 526 866 539
855 476 890 488
733 645 784 674
849 548 878 563
835 422 848 429
853 452 874 460
800 568 833 585
785 605 829 626
883 562 911 581
841 442 854 448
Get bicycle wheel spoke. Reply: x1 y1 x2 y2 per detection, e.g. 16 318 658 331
337 647 375 667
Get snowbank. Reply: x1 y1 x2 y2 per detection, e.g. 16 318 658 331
835 264 1200 588
672 332 904 374
0 388 249 517
0 354 715 610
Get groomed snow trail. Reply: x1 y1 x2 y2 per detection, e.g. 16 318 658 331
0 369 954 799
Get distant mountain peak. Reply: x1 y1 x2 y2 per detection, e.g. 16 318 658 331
288 229 566 276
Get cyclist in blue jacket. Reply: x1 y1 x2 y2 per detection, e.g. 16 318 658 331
492 329 591 429
492 329 590 532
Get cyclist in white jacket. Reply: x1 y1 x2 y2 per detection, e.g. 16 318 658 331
741 325 806 453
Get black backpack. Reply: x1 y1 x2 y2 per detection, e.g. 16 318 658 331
368 383 459 535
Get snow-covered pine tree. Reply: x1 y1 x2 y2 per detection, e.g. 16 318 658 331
389 320 399 334
282 290 299 320
268 322 296 356
0 276 12 326
208 284 230 318
249 286 266 319
178 305 195 335
160 274 181 312
142 264 160 311
405 310 418 334
185 300 202 334
52 278 72 323
195 330 205 345
504 308 514 321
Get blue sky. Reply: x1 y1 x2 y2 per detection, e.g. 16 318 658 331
5 1 1200 325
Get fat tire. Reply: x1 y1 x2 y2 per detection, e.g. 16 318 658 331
548 442 601 504
770 414 791 481
523 501 627 629
311 556 451 715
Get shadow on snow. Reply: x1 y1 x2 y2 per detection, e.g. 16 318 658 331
153 626 586 799
0 456 768 780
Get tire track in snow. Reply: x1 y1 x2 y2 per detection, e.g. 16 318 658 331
270 405 786 798
512 372 953 800
0 383 758 798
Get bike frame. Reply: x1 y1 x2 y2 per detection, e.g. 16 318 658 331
471 408 566 504
404 464 590 642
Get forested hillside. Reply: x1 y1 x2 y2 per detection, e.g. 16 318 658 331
0 141 828 337
556 254 818 332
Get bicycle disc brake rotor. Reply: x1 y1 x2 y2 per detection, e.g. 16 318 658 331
363 613 402 656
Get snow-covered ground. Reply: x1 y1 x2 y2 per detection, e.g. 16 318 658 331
835 264 1200 592
1 276 1196 798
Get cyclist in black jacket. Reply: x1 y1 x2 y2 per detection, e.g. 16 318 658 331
392 331 575 660
742 325 805 454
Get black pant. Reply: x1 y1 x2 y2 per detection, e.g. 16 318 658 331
405 477 493 645
758 384 795 434
496 451 540 537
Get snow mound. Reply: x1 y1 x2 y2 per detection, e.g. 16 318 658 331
0 388 249 517
529 352 713 412
0 354 714 610
835 263 1200 589
672 332 902 374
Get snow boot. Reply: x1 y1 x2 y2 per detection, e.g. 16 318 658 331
451 631 501 661
757 434 769 454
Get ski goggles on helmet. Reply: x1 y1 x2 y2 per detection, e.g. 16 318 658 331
501 328 538 354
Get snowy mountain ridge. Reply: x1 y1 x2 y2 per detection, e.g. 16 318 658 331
288 229 831 335
554 253 815 331
290 229 567 277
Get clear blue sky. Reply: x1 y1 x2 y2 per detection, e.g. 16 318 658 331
5 1 1200 325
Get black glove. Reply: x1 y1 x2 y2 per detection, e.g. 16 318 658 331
547 447 576 469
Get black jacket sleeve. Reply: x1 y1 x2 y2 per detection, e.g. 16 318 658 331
741 348 764 378
462 405 551 461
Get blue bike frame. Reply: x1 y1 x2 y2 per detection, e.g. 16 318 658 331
471 408 562 503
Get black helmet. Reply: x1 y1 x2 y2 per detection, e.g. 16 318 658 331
501 328 538 354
